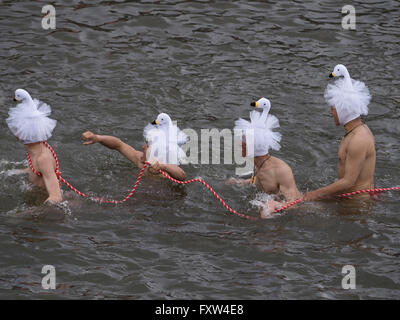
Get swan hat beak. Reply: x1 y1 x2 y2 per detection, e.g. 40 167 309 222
250 101 258 108
152 119 158 125
329 72 335 78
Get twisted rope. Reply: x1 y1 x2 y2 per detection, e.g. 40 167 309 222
157 170 259 221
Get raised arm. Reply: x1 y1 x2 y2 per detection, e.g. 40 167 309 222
83 131 186 180
82 131 143 167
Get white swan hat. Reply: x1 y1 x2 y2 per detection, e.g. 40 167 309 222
143 112 188 165
324 64 371 125
234 97 281 157
6 89 57 144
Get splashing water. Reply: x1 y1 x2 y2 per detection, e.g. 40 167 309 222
249 192 277 218
53 200 72 216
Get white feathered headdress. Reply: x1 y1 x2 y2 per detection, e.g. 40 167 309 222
143 112 188 165
234 98 281 157
6 89 57 144
324 64 371 125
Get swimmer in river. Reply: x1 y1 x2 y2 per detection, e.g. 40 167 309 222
227 97 301 218
304 64 375 201
6 89 62 204
82 112 187 181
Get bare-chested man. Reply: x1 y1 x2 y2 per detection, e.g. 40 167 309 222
6 89 62 204
228 98 301 217
304 64 375 201
304 109 375 201
230 139 301 199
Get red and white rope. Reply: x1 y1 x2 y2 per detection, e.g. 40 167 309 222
157 170 259 221
271 187 400 213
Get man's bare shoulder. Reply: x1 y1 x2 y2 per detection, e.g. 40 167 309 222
269 156 299 199
270 156 293 171
360 124 375 142
268 157 296 182
348 125 375 149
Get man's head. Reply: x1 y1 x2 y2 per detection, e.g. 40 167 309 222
235 109 281 158
324 64 370 126
330 105 362 126
7 88 57 145
240 135 268 158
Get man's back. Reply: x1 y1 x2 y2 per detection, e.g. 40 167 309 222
338 123 376 192
27 145 55 187
25 142 63 203
256 156 301 202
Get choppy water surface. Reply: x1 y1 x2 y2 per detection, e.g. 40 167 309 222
0 0 399 299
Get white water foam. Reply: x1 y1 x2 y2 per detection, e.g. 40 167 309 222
249 192 278 219
53 200 72 216
0 159 28 176
0 159 28 167
19 180 33 192
0 168 26 177
249 192 275 208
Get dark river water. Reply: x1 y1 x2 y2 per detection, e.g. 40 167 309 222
0 0 399 299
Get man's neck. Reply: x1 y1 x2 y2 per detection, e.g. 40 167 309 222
344 117 363 135
254 153 271 169
24 142 44 156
